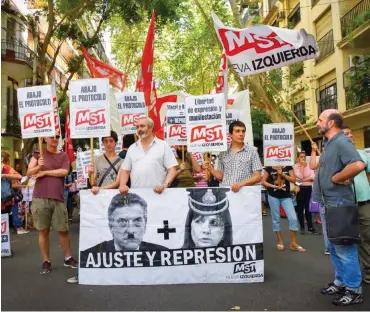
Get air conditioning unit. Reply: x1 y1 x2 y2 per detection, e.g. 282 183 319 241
348 55 365 67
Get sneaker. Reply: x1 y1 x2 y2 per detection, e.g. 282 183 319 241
324 249 330 255
307 228 319 235
40 261 51 275
64 257 78 268
332 290 363 306
17 228 29 235
67 276 78 284
321 283 346 296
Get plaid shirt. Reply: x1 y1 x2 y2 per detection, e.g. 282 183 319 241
216 145 262 187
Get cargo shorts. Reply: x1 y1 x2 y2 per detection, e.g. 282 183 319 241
32 198 69 232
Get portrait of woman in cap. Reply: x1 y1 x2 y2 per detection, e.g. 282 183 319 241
182 188 233 248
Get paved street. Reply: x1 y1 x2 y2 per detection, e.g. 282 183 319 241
2 214 370 311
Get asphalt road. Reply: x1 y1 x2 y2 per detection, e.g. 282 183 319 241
2 213 369 311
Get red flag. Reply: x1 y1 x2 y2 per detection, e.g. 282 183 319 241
81 45 127 91
65 104 75 162
136 11 155 106
216 49 228 94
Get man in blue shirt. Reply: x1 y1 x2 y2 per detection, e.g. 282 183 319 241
314 109 365 306
342 125 370 285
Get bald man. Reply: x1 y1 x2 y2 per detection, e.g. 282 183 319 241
314 109 365 306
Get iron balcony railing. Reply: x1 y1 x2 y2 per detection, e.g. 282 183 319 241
341 0 370 38
5 116 21 137
344 58 370 109
1 39 34 68
316 30 334 63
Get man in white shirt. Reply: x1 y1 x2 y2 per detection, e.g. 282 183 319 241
119 116 177 194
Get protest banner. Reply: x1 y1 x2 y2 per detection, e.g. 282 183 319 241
228 90 253 146
79 186 264 285
115 92 146 135
99 136 123 153
166 102 186 146
185 93 227 153
69 78 110 139
226 109 240 144
212 12 319 76
78 150 102 179
1 214 11 257
263 123 294 166
76 152 88 189
17 85 55 139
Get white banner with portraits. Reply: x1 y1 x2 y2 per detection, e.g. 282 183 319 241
1 213 11 257
79 187 264 285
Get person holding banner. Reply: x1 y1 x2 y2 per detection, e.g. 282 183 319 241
27 136 78 275
89 131 123 195
119 116 177 195
172 146 202 187
201 121 262 192
262 166 305 252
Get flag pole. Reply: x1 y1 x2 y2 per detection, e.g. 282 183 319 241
267 81 321 155
182 146 185 163
38 138 43 158
90 138 95 186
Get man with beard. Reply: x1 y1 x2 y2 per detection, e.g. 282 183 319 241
172 146 202 187
313 109 365 306
119 116 177 194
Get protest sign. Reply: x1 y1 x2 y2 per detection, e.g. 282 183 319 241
78 150 102 179
99 136 123 153
17 85 55 138
166 102 186 146
212 12 319 76
76 152 88 189
228 90 253 146
1 214 11 257
79 187 264 285
263 123 294 166
226 109 240 144
185 94 227 153
115 92 146 135
52 80 61 136
69 78 110 138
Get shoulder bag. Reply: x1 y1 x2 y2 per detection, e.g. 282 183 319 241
98 155 121 187
318 167 361 245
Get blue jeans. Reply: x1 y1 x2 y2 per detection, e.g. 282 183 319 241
11 202 22 229
268 195 298 232
320 202 362 293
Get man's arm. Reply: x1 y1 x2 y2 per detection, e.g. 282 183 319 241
165 167 177 185
332 161 365 184
35 168 68 178
119 169 130 194
309 143 319 170
241 170 262 186
27 156 43 176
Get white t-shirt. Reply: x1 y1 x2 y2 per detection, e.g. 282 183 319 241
121 137 177 188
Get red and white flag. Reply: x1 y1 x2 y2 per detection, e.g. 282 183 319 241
81 45 127 91
212 12 319 76
136 11 155 107
215 50 228 98
65 103 75 162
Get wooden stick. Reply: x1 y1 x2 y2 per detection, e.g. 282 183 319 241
182 146 185 163
90 138 95 186
25 209 28 231
38 138 44 158
204 152 210 181
267 81 321 155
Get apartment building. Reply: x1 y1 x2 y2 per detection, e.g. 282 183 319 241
260 0 370 151
1 0 108 167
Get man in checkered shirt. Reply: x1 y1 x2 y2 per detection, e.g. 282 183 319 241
202 120 262 192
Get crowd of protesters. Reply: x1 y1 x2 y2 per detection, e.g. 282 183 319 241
1 109 369 306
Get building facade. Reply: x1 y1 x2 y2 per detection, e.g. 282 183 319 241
260 0 370 151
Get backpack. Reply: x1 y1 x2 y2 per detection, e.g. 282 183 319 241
1 178 13 203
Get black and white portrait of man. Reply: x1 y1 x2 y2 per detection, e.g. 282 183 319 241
83 193 168 253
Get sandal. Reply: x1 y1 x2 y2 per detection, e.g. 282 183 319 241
277 244 285 251
290 245 306 252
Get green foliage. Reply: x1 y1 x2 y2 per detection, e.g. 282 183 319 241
251 109 272 139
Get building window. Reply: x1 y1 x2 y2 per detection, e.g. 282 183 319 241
316 30 334 63
293 100 306 125
316 81 337 115
288 4 301 28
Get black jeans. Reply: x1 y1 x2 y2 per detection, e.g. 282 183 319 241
295 186 313 230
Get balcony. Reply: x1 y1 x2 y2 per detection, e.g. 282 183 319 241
5 116 21 137
316 30 334 63
344 58 370 110
316 80 338 115
341 0 370 39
